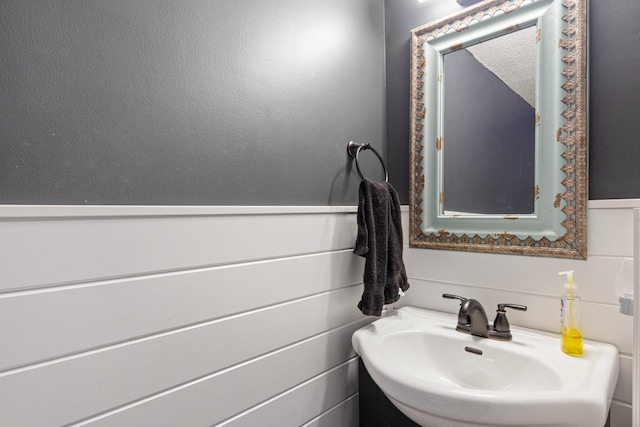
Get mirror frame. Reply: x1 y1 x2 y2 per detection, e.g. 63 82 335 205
409 0 588 259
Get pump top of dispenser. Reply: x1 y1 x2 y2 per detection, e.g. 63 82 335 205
558 270 577 295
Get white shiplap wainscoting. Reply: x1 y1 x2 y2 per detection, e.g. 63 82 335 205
634 209 640 427
0 206 369 427
400 200 637 427
2 202 635 427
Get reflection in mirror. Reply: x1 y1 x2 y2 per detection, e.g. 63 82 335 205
409 0 588 259
443 26 537 215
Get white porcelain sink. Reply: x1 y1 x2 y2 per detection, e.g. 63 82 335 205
352 306 619 427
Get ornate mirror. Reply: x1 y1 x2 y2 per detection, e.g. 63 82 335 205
409 0 588 259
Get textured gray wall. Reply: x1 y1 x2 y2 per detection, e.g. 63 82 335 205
384 1 461 204
385 0 640 203
1 0 385 205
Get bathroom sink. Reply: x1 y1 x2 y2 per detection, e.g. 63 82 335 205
352 306 619 427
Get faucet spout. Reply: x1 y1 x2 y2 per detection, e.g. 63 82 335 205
459 299 489 338
469 306 489 337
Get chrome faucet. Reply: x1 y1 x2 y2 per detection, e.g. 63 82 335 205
443 294 527 341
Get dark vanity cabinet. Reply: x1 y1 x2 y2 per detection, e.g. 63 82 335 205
358 359 420 427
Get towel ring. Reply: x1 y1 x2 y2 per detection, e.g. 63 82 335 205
347 141 389 182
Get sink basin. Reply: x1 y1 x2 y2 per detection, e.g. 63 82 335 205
352 306 619 427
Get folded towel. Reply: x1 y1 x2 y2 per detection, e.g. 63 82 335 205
354 179 410 316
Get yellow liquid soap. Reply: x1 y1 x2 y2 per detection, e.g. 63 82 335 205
561 327 583 356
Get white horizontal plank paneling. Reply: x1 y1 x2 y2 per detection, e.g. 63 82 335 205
402 278 633 354
301 395 359 427
589 199 640 210
403 204 633 259
588 208 635 258
75 320 368 427
399 278 560 332
216 358 359 427
614 355 633 403
0 212 357 292
610 401 632 427
0 286 365 427
0 205 358 218
582 304 633 356
404 248 626 305
0 250 363 371
634 209 640 427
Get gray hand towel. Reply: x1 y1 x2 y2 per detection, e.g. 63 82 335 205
353 179 410 316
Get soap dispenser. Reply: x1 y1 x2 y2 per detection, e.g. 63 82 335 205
559 270 583 356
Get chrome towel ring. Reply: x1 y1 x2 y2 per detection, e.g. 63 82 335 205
347 141 389 182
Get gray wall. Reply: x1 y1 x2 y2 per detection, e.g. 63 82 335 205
5 0 639 206
1 0 385 205
385 0 640 203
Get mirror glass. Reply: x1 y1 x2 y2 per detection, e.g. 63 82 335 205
443 26 536 215
409 0 588 259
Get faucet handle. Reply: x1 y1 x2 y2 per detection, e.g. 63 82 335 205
443 294 472 327
442 294 467 304
497 303 527 312
492 303 527 339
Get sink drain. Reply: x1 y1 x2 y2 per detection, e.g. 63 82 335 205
464 346 483 355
